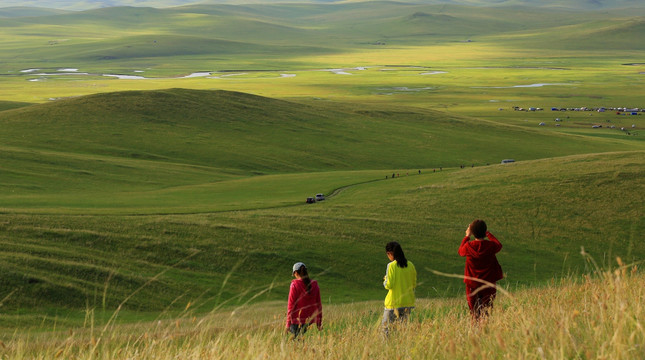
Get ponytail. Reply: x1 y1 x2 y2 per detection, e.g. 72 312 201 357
385 241 408 268
295 266 312 293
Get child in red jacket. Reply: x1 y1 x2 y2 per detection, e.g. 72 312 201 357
286 262 323 338
458 219 503 321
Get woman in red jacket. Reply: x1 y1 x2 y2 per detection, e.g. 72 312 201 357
286 262 323 338
458 219 503 321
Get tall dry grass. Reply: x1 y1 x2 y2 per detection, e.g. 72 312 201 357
1 260 643 359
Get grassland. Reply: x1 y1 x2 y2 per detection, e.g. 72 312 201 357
1 150 643 325
0 1 644 357
1 88 642 213
1 3 643 139
1 264 643 359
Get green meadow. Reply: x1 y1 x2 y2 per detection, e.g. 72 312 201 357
0 1 644 357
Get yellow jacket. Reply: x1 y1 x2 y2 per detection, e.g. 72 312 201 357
383 260 417 309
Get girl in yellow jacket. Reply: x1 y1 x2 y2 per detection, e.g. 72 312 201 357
382 241 417 335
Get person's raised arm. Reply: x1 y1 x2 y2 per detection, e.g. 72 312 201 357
486 231 502 253
458 226 472 257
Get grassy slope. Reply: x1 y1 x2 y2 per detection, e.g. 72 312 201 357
0 91 642 321
4 270 643 359
0 151 642 332
0 147 643 325
0 88 641 212
0 100 32 111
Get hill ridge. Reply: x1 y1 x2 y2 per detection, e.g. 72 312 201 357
1 88 641 172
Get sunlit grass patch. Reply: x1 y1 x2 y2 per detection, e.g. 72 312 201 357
1 263 642 359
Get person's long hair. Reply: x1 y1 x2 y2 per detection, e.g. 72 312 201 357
295 266 312 293
386 241 408 268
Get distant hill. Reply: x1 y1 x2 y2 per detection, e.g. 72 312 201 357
3 1 644 70
0 88 636 175
0 7 69 17
0 1 194 11
1 87 642 215
2 0 645 11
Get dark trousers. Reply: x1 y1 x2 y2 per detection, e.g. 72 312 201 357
466 284 497 320
289 323 309 339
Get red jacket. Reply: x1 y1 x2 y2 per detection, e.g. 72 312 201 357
458 231 503 289
286 279 322 329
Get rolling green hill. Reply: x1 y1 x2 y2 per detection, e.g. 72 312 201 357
0 89 643 327
483 17 645 50
0 88 641 214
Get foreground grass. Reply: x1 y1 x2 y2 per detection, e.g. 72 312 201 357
2 263 642 359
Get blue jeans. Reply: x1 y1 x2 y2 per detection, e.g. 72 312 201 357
382 307 413 335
